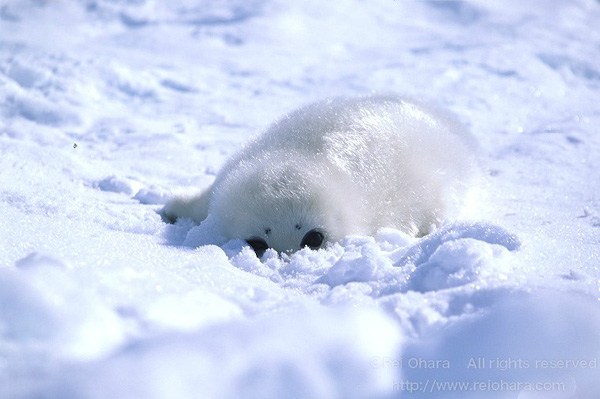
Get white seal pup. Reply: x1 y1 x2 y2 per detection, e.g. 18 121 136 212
162 95 479 254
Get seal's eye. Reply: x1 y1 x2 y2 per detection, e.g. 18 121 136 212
246 238 269 257
301 229 324 250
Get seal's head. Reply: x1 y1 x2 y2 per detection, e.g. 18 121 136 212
210 152 366 255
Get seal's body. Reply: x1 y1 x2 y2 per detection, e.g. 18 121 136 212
163 95 479 254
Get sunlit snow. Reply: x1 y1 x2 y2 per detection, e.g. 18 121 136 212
1 1 599 398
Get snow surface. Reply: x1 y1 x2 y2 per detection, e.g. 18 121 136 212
1 0 599 398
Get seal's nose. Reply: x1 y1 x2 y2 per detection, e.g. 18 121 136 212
246 238 268 257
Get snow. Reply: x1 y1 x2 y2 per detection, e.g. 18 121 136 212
1 0 599 398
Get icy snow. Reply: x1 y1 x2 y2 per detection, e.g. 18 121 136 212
1 0 599 398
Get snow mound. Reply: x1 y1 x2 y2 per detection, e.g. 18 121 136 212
51 307 402 399
0 253 125 360
96 176 169 204
96 175 142 196
394 222 520 268
215 222 521 299
133 185 170 205
403 289 600 398
407 237 511 292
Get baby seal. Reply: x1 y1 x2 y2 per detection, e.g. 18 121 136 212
162 95 479 254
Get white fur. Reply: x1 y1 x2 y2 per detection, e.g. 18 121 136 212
162 95 479 253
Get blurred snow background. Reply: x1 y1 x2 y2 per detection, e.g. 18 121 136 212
1 0 599 398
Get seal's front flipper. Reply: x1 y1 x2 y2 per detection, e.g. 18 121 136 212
160 188 212 224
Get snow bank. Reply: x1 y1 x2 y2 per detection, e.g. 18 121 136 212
0 253 123 358
51 307 401 399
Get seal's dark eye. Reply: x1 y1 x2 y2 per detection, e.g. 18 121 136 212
246 238 269 257
301 229 324 250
